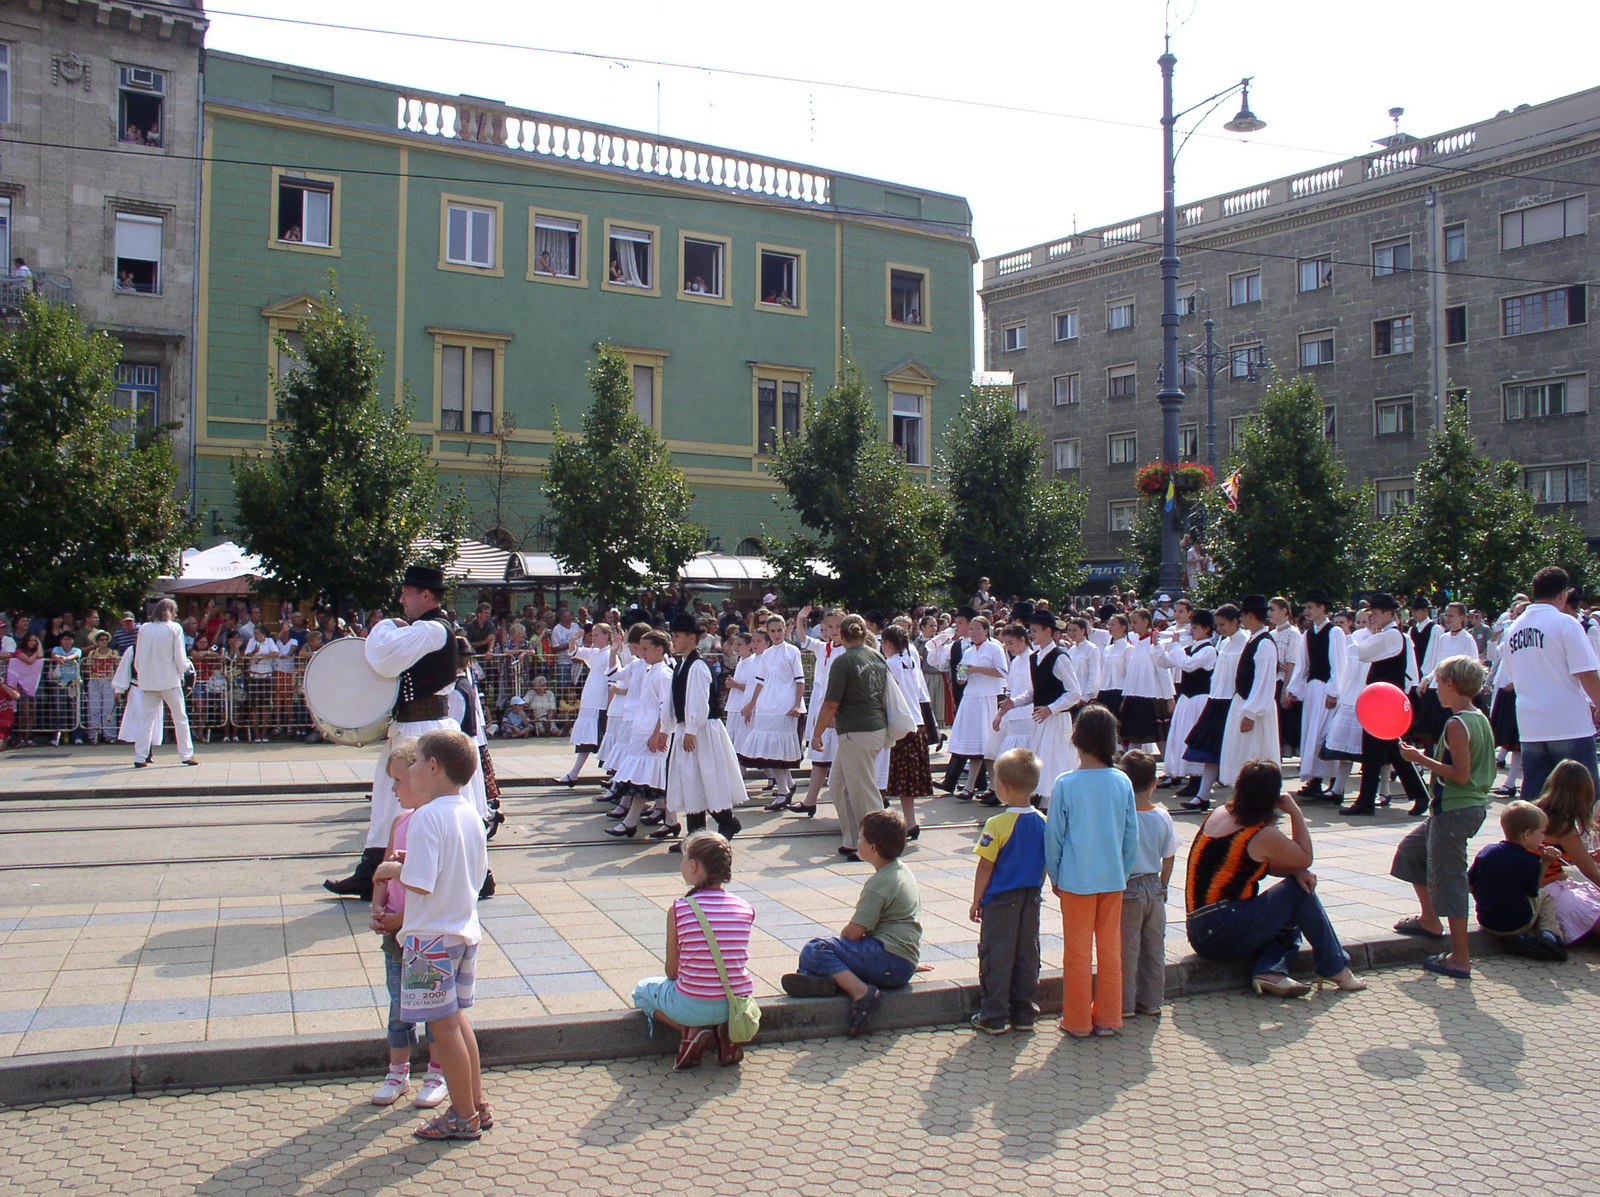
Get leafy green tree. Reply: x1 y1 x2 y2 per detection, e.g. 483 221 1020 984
1370 400 1598 612
0 294 192 614
1203 374 1371 603
1123 487 1209 600
941 387 1087 603
233 284 465 613
765 362 948 610
544 348 703 607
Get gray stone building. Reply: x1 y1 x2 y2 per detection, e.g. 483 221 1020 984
0 0 206 489
981 85 1600 574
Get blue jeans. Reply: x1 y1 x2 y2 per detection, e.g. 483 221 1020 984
1520 737 1599 809
798 935 915 989
384 951 430 1050
1186 878 1350 979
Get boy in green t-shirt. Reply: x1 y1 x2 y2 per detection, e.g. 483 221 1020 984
782 810 922 1037
1393 654 1497 979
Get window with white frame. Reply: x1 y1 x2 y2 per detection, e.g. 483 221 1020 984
1373 237 1411 276
1052 374 1079 406
1525 463 1589 504
118 66 165 146
1054 310 1079 341
1053 438 1080 471
112 363 160 432
1374 315 1414 355
446 203 496 269
1375 396 1415 435
1299 330 1334 367
610 226 654 288
1108 364 1136 399
758 248 798 306
1376 478 1415 516
892 392 925 465
1229 271 1262 306
1229 415 1252 449
1503 376 1587 421
1014 382 1029 413
1107 300 1135 331
1445 223 1466 262
0 45 11 124
1108 431 1137 464
533 214 582 279
114 212 162 293
274 328 306 391
682 237 725 297
276 176 333 247
1109 500 1138 532
1179 424 1199 460
440 344 494 433
756 377 802 453
889 269 925 325
1502 287 1586 336
1501 196 1586 250
631 364 656 425
1230 344 1265 380
1002 322 1027 351
1298 256 1333 292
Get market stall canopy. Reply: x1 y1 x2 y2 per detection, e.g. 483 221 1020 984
416 539 513 586
155 542 268 594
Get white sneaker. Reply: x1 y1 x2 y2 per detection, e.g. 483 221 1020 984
415 1067 449 1109
371 1070 412 1106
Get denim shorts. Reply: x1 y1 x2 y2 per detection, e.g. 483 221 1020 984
632 976 730 1035
398 935 477 1023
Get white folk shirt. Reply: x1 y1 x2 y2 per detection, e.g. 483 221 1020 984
1067 639 1101 699
132 619 190 691
1271 623 1302 683
1287 620 1347 704
1418 628 1479 691
1503 602 1600 742
1357 625 1420 691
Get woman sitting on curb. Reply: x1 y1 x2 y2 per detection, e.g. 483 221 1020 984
633 832 755 1070
1184 759 1367 997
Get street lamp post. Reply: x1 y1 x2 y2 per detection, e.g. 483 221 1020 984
1156 44 1264 595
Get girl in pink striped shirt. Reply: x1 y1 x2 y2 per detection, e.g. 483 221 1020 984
633 832 756 1069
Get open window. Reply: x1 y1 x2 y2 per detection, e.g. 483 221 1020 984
681 236 726 299
608 225 654 289
529 210 585 284
891 392 925 464
757 247 803 310
276 176 334 247
888 268 926 326
118 66 165 147
114 212 162 294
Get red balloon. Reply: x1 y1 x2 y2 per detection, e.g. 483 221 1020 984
1356 682 1413 740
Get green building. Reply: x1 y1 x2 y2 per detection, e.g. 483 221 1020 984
195 53 976 553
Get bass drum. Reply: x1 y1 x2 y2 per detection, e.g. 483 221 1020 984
302 637 398 747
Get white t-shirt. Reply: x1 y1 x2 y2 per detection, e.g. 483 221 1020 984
1503 602 1600 742
400 793 488 944
1131 804 1180 877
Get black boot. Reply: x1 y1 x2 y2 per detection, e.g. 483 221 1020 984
479 870 496 900
939 755 969 794
324 847 384 900
711 809 743 840
1176 776 1201 799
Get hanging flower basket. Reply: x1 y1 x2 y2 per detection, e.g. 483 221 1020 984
1135 461 1215 497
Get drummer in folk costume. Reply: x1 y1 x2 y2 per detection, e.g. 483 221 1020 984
324 564 466 900
1218 595 1282 790
1286 589 1346 800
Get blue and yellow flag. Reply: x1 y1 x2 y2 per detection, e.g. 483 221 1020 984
1164 475 1177 512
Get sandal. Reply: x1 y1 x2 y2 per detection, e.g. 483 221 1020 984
848 986 883 1037
714 1022 744 1067
413 1109 481 1141
1394 916 1446 939
476 1103 493 1130
1422 954 1471 979
1315 971 1369 992
674 1027 715 1070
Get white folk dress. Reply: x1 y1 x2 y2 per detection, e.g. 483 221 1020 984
799 635 839 764
597 648 637 768
1219 630 1281 786
663 656 745 816
725 652 759 757
1289 621 1347 779
1162 637 1217 779
609 660 673 792
740 641 804 768
569 644 614 753
1028 644 1084 800
946 637 1006 757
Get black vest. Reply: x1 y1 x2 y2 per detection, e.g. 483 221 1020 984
1409 621 1435 674
1177 640 1214 698
453 676 478 737
671 651 723 724
396 609 459 717
1235 630 1272 699
1030 645 1067 708
1305 623 1334 684
1365 629 1410 688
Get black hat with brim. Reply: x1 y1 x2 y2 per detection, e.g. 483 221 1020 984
1368 593 1400 612
1239 593 1271 616
1305 588 1332 608
670 613 700 635
401 564 447 593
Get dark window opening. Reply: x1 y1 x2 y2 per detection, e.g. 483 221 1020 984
118 90 163 147
759 251 798 307
277 180 333 246
1445 305 1468 345
682 239 723 297
890 270 924 324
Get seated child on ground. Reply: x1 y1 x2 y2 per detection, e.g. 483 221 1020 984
1467 800 1568 962
782 810 921 1038
499 696 532 739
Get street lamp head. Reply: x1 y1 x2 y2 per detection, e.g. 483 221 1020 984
1223 78 1266 133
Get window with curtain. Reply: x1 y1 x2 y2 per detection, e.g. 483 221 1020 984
610 227 652 287
892 392 924 464
440 344 494 432
632 363 655 424
534 215 580 278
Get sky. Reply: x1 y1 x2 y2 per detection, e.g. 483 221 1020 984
202 0 1600 265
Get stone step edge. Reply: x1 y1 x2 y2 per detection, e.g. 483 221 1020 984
0 931 1513 1106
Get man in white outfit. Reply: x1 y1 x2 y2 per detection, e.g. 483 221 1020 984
325 564 465 900
131 598 196 768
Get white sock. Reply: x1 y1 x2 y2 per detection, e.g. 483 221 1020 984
1506 755 1521 788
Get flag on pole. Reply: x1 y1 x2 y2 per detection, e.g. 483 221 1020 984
1164 475 1176 513
1221 467 1243 511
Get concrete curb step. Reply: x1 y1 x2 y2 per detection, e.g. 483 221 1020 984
0 931 1516 1106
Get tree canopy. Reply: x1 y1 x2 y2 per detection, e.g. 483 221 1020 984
543 348 703 608
232 283 464 612
941 386 1086 604
764 362 947 610
0 295 192 614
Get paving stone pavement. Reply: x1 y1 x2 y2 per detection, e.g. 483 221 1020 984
2 956 1596 1197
